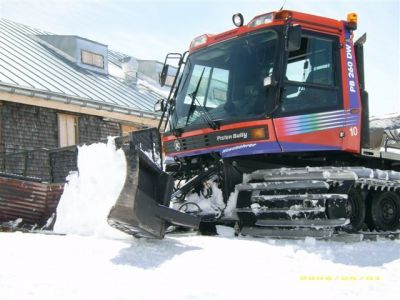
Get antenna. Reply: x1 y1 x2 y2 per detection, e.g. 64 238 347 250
279 0 287 10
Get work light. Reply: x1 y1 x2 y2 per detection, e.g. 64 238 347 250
232 13 244 27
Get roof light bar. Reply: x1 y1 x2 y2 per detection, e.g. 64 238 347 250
247 13 274 28
189 34 209 50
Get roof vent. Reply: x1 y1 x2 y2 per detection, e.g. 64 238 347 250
35 35 108 75
120 57 139 85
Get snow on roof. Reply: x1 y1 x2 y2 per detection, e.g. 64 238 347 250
0 18 163 117
370 113 400 129
137 77 171 98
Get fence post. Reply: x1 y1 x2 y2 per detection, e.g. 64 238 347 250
23 152 28 177
48 150 53 183
1 153 5 172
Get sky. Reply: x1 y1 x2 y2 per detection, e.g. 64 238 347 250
0 0 399 116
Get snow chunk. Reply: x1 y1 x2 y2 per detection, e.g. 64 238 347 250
142 149 162 168
54 138 128 239
184 181 225 215
224 189 239 218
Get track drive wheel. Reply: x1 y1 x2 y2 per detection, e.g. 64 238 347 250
369 192 400 231
344 189 366 232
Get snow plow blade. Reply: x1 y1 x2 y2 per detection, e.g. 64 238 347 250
108 129 200 239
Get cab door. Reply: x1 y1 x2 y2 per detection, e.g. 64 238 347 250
273 32 347 152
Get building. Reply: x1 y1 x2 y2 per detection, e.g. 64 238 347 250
0 18 164 156
0 19 170 227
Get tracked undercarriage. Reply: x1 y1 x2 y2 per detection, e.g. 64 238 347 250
228 167 400 239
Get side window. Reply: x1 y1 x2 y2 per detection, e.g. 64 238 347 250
58 114 78 147
278 35 341 116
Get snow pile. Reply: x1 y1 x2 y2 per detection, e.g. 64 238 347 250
54 138 128 239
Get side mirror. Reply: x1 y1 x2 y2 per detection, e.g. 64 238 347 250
154 99 166 112
286 25 302 52
159 64 169 87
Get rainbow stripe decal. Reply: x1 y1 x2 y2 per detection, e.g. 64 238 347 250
282 110 358 136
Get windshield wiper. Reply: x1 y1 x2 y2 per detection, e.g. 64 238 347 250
185 67 219 130
185 67 205 126
193 97 219 130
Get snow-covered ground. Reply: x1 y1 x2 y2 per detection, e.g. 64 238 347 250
1 140 400 300
1 230 399 300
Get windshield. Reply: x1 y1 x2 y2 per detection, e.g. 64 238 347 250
171 29 278 129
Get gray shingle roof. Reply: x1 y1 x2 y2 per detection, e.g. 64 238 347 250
0 19 162 118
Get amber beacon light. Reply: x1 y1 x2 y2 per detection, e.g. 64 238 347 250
346 12 358 30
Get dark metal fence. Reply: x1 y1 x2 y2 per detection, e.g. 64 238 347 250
0 135 131 184
0 136 134 227
0 146 78 183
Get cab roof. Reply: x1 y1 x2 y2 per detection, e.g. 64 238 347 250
189 10 345 53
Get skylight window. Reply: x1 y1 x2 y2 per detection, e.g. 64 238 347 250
81 50 104 68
